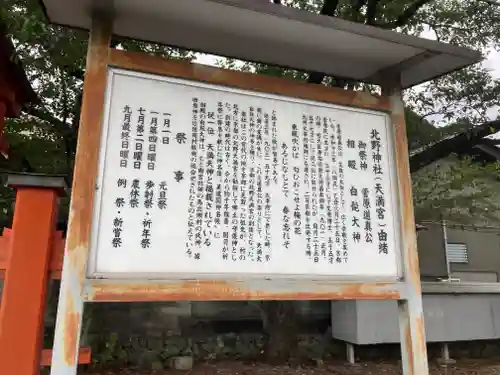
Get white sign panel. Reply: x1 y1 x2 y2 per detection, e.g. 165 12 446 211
88 68 401 279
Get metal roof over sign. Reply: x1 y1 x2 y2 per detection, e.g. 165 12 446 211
38 0 481 88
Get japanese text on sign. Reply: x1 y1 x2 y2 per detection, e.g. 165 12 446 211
89 68 401 278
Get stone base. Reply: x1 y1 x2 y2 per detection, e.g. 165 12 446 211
168 356 194 371
436 357 457 366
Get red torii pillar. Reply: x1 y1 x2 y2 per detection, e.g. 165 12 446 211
0 174 66 375
0 174 92 372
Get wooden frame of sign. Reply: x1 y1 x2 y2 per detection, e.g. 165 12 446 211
50 18 428 375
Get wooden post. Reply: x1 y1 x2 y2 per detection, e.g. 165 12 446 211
0 174 67 375
384 77 429 375
50 15 111 375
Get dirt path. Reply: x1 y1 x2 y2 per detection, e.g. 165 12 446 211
82 359 500 375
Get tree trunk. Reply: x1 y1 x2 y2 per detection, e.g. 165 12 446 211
261 301 298 363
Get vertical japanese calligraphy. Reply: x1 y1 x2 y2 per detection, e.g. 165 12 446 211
91 69 399 278
147 111 158 170
112 178 127 248
120 106 132 168
371 129 389 255
134 107 145 169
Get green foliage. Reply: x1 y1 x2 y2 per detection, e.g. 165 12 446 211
405 108 441 150
413 155 500 224
91 332 129 368
404 0 500 124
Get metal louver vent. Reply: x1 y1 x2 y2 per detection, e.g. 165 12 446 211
446 243 468 264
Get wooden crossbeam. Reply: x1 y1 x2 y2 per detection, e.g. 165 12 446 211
40 348 91 366
0 228 64 279
0 228 91 365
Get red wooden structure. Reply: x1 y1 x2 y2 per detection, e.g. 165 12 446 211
0 174 92 373
0 21 91 375
0 20 38 159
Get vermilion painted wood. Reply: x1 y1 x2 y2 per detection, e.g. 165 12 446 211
0 229 65 280
0 187 58 375
0 227 91 365
40 348 91 366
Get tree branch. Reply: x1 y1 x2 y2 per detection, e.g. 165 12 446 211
68 91 83 178
365 0 380 25
479 0 500 6
348 0 367 22
23 106 71 139
61 37 121 81
424 21 470 34
60 71 74 174
307 72 326 85
376 0 434 29
307 0 340 84
319 0 340 16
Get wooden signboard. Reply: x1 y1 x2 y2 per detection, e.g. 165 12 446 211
88 67 401 280
49 20 426 375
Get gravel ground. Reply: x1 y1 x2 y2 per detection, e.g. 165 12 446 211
82 359 500 375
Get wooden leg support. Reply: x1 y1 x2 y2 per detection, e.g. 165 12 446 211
346 342 355 365
0 187 58 375
0 184 92 372
41 348 91 367
437 342 456 366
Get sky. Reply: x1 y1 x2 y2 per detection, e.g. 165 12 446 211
482 49 500 122
484 49 500 80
